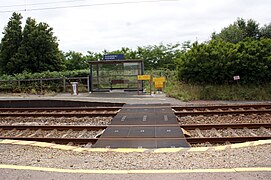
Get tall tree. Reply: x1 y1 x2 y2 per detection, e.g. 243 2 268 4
16 17 63 73
212 18 260 43
0 12 23 75
260 23 271 38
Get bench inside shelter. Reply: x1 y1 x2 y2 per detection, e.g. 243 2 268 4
110 79 129 89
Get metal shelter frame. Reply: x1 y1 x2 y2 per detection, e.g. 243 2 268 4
88 60 144 92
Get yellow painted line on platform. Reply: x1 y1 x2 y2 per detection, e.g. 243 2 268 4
186 147 209 152
234 167 271 172
154 148 186 153
230 142 253 148
12 141 36 145
252 140 271 146
0 139 20 144
86 148 109 152
51 144 76 150
113 148 148 153
1 139 271 153
0 164 271 174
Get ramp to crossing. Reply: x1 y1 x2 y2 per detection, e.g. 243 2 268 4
93 104 190 148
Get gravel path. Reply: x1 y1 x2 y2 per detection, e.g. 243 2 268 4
0 143 270 170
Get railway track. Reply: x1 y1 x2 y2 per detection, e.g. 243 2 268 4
0 107 119 117
172 104 271 111
0 123 270 145
0 104 271 117
0 104 270 147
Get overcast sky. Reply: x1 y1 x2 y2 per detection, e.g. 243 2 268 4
0 0 270 54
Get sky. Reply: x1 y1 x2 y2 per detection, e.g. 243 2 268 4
0 0 271 54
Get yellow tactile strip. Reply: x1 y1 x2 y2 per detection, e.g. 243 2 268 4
0 164 270 174
0 139 271 153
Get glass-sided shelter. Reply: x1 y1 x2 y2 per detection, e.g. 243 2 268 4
89 60 144 92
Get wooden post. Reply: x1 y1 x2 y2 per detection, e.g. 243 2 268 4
150 75 152 95
40 79 43 93
137 80 139 95
87 76 90 92
63 78 66 92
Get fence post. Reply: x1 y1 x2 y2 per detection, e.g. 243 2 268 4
87 76 90 92
40 79 43 93
63 78 66 92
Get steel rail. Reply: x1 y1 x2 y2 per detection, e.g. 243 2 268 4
186 136 271 144
0 113 116 117
0 104 270 113
172 104 271 111
1 136 271 145
0 137 98 144
175 109 271 116
180 123 271 130
0 123 270 130
0 125 107 131
0 107 121 112
1 109 269 117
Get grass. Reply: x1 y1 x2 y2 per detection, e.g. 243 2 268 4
164 82 271 101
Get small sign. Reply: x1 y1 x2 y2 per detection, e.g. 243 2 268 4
153 77 166 83
103 54 125 60
154 81 164 88
138 75 151 81
233 76 240 80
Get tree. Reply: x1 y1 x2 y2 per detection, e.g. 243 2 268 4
86 51 103 61
16 17 63 73
260 23 271 38
136 43 182 70
0 12 23 75
212 18 260 43
64 51 88 70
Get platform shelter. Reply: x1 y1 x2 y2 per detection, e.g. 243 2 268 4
89 60 144 92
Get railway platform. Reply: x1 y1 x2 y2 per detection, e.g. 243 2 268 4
0 92 270 179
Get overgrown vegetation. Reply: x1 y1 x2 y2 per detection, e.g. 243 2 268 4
177 38 271 84
164 71 271 101
0 69 89 81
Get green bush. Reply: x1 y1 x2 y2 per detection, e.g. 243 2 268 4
0 69 89 81
177 38 271 85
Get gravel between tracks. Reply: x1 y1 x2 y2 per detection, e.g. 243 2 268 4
0 129 103 138
178 114 271 124
0 117 112 126
188 128 271 137
0 143 270 170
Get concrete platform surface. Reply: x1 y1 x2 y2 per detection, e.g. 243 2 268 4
1 168 271 180
1 92 270 106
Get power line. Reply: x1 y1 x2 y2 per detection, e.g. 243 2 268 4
0 0 178 13
0 0 86 8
